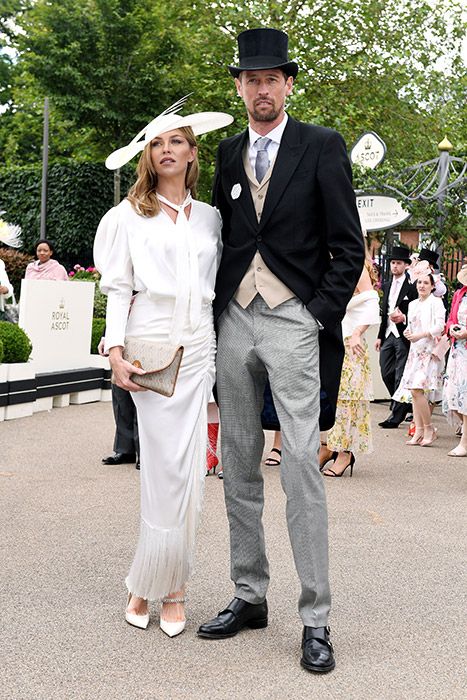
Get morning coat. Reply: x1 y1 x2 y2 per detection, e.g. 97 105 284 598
212 115 365 429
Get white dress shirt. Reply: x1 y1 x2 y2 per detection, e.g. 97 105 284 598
247 113 288 172
386 275 404 338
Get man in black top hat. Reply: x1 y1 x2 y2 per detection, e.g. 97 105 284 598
376 246 418 428
197 28 365 673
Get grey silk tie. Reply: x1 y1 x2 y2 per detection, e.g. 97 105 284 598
255 137 272 183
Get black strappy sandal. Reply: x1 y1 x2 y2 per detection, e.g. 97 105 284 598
264 448 281 466
319 442 338 472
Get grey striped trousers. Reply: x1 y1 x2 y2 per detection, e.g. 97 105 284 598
216 295 331 627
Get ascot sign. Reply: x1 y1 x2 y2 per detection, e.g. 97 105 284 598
356 195 411 232
350 131 386 169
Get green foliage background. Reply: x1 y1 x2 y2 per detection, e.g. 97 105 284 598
0 162 135 267
0 0 465 259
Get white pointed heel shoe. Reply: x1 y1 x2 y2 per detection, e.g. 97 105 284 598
125 593 149 630
160 597 186 638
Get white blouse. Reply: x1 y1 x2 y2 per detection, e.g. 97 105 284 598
94 197 222 351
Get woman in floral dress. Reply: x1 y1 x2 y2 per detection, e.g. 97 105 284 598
442 264 467 457
393 273 445 447
320 256 380 477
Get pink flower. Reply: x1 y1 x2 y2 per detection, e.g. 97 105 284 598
86 266 95 272
69 271 75 277
74 264 80 270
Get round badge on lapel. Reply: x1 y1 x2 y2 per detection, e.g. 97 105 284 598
231 183 242 200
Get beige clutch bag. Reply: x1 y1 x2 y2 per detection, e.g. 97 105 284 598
121 336 184 397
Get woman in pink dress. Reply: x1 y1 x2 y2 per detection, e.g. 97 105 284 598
393 273 445 447
442 264 467 457
24 239 68 281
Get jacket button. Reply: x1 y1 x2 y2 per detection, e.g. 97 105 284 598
256 235 262 242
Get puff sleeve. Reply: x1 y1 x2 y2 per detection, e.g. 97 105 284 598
93 205 134 353
428 296 446 338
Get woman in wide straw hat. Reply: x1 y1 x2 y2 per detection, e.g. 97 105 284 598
442 264 467 456
94 98 232 636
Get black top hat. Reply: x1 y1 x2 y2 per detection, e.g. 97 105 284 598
418 248 439 268
388 246 411 264
228 28 298 79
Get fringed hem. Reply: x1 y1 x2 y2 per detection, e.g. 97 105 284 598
125 375 210 602
125 519 193 601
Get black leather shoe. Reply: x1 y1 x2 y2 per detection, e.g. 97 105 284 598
378 420 399 429
135 459 140 470
197 597 268 639
101 452 136 465
301 626 335 673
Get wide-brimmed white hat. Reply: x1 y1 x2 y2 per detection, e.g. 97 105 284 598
457 264 467 286
0 213 22 248
105 95 233 170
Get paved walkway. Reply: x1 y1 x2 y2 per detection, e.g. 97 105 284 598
0 401 465 700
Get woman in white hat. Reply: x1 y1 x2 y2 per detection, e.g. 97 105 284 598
442 264 467 456
94 98 232 636
0 216 21 320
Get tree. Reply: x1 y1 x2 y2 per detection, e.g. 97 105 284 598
2 0 465 162
0 0 465 212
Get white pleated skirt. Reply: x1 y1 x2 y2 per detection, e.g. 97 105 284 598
124 293 216 600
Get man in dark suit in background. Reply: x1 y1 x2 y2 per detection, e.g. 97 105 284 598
197 28 364 673
98 335 140 469
376 246 417 428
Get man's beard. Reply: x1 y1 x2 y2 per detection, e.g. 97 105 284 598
250 101 281 122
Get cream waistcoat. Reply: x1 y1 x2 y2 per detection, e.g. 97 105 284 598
234 148 294 309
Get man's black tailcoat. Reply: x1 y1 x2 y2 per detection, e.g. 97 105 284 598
212 116 365 429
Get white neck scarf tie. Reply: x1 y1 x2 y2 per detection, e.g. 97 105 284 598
156 192 201 343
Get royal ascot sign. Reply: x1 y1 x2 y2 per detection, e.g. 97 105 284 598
50 298 70 331
350 132 386 169
19 279 95 372
356 194 411 232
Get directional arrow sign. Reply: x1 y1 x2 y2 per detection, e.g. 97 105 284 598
356 194 411 231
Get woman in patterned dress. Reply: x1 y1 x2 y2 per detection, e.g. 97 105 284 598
393 273 445 447
320 254 380 477
443 265 467 457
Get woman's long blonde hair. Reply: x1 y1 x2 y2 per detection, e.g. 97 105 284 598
127 127 199 217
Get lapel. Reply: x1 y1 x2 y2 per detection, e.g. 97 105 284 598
222 130 257 227
396 273 410 306
257 116 308 233
382 281 390 311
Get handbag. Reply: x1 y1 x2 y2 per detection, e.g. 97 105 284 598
431 334 450 361
121 336 184 397
2 290 19 323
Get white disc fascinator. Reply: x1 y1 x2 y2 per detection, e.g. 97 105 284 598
105 95 234 170
0 212 22 248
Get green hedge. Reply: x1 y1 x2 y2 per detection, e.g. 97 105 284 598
0 337 3 364
91 317 106 354
0 162 136 269
0 320 32 363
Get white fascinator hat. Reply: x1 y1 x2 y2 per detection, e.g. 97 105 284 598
0 212 22 248
105 95 233 170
